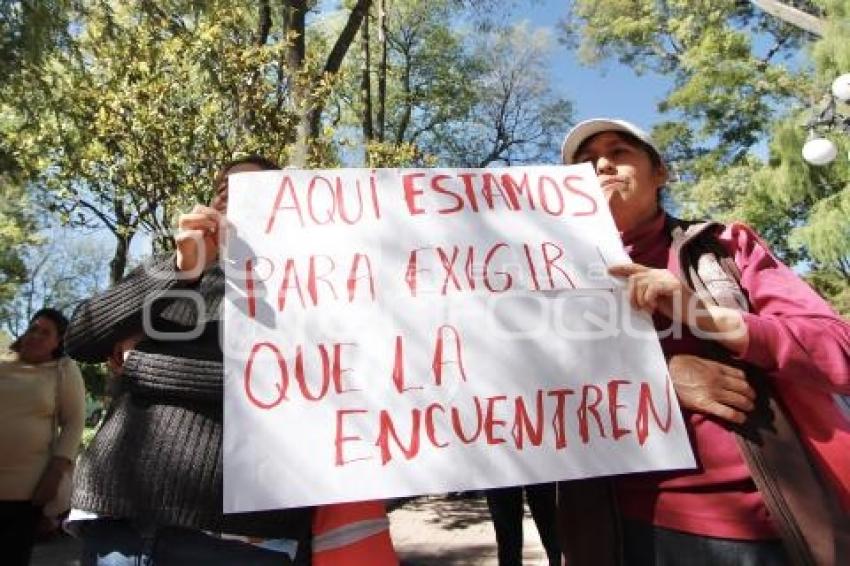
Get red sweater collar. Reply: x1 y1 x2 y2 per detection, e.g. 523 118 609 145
621 210 668 258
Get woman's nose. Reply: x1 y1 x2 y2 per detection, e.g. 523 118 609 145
595 156 616 174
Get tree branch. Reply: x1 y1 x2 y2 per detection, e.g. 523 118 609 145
76 198 119 234
760 33 789 66
324 0 370 75
749 0 825 36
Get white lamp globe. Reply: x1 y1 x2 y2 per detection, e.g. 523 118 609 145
802 137 838 165
832 73 850 102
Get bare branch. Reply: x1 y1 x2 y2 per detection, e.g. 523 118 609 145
76 198 119 234
760 33 790 65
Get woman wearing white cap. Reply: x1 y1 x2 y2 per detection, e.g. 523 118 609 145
556 119 850 566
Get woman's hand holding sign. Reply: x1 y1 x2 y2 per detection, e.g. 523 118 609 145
607 263 757 424
608 263 749 355
176 205 223 279
608 263 696 318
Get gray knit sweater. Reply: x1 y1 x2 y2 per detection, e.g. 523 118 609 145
65 256 311 538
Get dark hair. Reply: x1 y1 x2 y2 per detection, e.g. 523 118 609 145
212 155 281 191
10 308 69 359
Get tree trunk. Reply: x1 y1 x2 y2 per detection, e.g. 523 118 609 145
377 0 387 142
284 1 308 165
361 3 374 155
109 231 134 285
292 0 371 166
257 0 272 46
396 49 412 144
282 1 306 68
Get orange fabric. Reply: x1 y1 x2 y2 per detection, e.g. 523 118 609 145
313 500 387 533
313 530 397 566
312 501 398 566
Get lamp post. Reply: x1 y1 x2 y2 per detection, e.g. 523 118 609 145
802 74 850 166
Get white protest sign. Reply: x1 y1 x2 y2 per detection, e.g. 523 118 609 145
222 165 694 512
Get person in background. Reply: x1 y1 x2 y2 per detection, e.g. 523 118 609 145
486 484 560 566
556 118 850 566
0 308 85 565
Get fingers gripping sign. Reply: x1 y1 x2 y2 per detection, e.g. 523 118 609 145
608 262 750 355
668 354 756 425
176 204 225 279
609 264 756 425
608 263 701 323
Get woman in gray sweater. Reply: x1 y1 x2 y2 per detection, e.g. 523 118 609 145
65 157 311 565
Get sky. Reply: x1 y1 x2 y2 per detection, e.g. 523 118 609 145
524 0 671 130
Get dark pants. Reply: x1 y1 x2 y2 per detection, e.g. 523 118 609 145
0 501 42 566
76 518 305 566
486 484 560 566
622 519 789 566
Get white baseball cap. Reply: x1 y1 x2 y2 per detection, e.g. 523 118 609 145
561 118 662 165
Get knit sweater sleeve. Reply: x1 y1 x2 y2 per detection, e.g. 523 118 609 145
65 256 188 363
719 223 850 393
53 357 87 460
124 338 223 402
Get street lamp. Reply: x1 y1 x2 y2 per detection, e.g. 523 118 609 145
802 73 850 166
832 73 850 102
